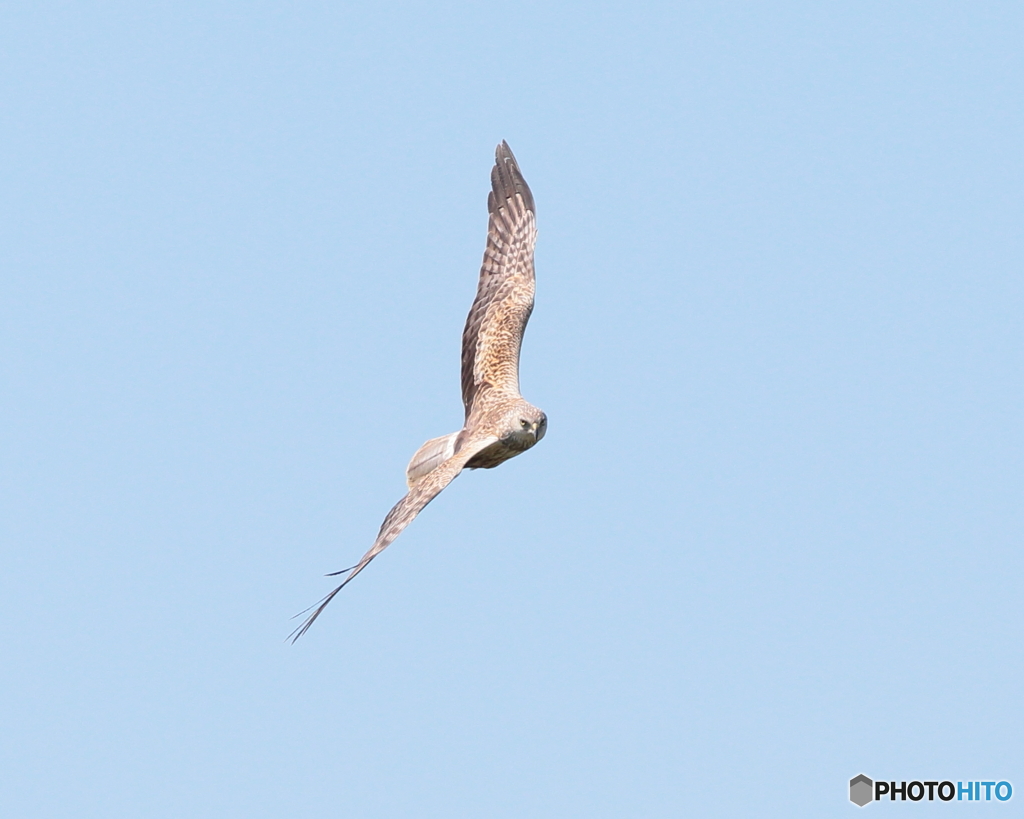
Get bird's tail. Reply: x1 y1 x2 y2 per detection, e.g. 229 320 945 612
405 430 460 487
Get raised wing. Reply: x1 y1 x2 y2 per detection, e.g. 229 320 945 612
460 141 537 418
289 434 497 642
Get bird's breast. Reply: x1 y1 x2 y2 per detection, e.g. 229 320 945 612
464 435 533 470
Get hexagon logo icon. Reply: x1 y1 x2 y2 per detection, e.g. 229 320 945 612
850 774 873 807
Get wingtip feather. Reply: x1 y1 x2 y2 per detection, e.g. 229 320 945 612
490 140 535 215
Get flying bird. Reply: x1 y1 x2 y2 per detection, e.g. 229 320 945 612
290 141 546 641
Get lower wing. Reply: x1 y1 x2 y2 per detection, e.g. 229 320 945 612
289 434 497 641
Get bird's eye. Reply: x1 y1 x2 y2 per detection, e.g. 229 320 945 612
520 419 530 429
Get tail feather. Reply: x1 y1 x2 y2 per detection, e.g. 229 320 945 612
405 431 460 487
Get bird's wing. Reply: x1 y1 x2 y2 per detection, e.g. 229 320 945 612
289 434 498 642
460 141 537 418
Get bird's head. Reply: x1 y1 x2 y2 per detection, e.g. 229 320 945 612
503 400 547 448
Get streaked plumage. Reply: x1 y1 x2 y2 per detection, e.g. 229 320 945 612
290 142 546 641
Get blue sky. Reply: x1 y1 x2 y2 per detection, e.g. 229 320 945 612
1 2 1021 816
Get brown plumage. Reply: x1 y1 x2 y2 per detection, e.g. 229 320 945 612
290 142 546 641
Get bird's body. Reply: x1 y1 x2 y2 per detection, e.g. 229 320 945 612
291 142 545 640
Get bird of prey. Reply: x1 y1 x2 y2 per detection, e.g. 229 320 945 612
290 141 546 641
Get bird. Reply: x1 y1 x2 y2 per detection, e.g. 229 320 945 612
290 141 546 641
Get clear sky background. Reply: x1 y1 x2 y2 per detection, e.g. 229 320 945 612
2 2 1021 817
